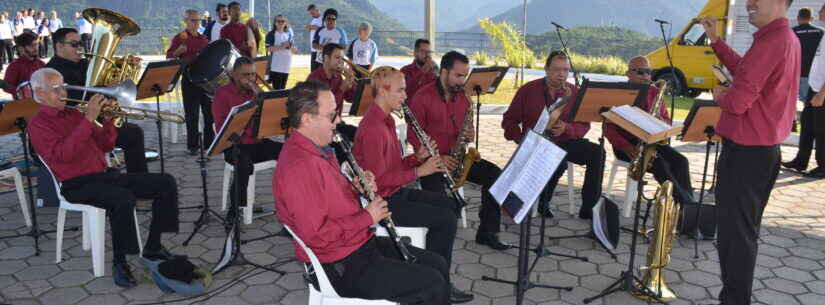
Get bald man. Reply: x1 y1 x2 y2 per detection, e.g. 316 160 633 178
604 57 696 207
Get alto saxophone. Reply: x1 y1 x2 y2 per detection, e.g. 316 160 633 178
401 104 469 210
450 100 481 188
333 132 416 263
634 181 680 302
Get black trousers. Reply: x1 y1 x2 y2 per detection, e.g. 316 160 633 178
715 139 780 305
268 71 289 90
791 89 825 168
80 33 92 53
116 123 148 174
39 36 50 58
310 52 320 71
542 138 604 218
420 158 502 234
61 170 179 260
315 237 449 305
386 188 458 272
615 145 695 206
0 39 13 64
224 140 282 207
181 75 215 150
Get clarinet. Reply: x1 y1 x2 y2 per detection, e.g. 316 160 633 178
333 132 416 264
401 104 469 210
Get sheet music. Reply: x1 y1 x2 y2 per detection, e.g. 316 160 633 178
592 198 614 250
533 107 551 134
491 131 566 223
611 105 670 135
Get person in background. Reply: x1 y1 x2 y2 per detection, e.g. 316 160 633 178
246 17 262 55
401 39 438 101
312 8 347 67
74 12 92 53
220 1 255 57
266 15 296 89
203 3 229 42
14 11 25 35
36 17 50 58
0 14 14 65
48 11 63 34
22 9 35 32
347 22 378 79
305 4 322 71
2 32 43 97
783 5 825 173
201 11 211 28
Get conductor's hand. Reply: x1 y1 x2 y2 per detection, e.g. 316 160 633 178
417 155 446 177
712 85 729 101
699 17 720 44
365 198 391 224
85 94 105 124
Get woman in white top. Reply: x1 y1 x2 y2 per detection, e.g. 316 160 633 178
36 17 50 59
265 15 296 90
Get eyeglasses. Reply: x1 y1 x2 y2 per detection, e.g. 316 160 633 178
61 40 82 48
276 20 285 23
188 18 202 22
325 17 336 21
630 68 652 75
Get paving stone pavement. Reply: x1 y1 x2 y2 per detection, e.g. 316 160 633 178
1 115 824 305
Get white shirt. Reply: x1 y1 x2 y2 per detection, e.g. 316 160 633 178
309 16 322 53
48 18 62 33
268 31 293 73
76 18 92 34
23 17 36 30
313 27 347 64
0 21 13 40
808 37 825 93
350 39 378 66
211 20 227 42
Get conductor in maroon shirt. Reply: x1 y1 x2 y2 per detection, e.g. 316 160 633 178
604 56 695 207
502 51 604 219
166 9 213 155
2 32 43 98
212 57 282 219
274 80 450 304
700 0 800 303
27 68 180 288
220 2 254 57
400 38 438 100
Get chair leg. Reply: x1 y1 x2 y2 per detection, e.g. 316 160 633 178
55 208 67 263
605 162 620 198
567 164 576 215
458 188 467 228
134 210 143 255
624 172 638 218
12 169 31 227
82 212 91 250
221 165 232 211
244 171 256 225
89 209 106 277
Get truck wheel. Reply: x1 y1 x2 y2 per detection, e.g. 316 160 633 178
687 89 703 98
655 72 685 97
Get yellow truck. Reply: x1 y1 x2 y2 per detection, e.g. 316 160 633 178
647 0 819 97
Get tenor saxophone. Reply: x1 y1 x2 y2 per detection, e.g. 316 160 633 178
633 181 680 302
450 100 481 188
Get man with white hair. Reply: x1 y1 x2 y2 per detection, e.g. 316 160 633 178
27 68 181 288
346 21 378 79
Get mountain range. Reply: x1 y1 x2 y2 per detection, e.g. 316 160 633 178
367 0 521 32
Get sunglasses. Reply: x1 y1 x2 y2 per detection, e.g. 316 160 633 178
188 18 202 22
631 68 652 75
276 20 285 23
325 17 336 21
62 40 82 48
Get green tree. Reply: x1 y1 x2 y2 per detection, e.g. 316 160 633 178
478 18 538 86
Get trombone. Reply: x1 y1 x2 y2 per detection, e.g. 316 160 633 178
60 80 185 127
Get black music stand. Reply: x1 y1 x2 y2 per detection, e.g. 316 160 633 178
465 66 508 148
136 59 184 174
0 99 77 255
208 99 288 275
679 100 721 258
348 79 374 117
482 130 571 305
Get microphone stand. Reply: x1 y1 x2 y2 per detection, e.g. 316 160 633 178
552 22 579 87
656 20 678 120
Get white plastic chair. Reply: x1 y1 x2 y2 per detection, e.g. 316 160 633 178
283 225 398 305
604 159 639 218
40 156 142 277
0 167 31 227
221 160 278 224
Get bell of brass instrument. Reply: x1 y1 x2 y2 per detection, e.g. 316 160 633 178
341 57 371 79
634 181 679 302
82 8 142 87
450 99 480 188
61 80 185 127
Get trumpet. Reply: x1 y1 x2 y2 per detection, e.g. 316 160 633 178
341 57 371 79
59 80 184 127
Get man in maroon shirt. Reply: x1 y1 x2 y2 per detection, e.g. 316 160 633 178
307 43 358 161
167 9 213 155
212 57 282 220
400 38 438 101
274 80 449 304
604 56 695 207
406 51 510 253
353 66 474 303
28 68 180 288
502 51 604 219
3 32 43 98
700 0 800 303
220 1 255 57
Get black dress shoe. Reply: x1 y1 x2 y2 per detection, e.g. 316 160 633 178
805 167 825 178
113 262 137 288
537 205 555 218
475 232 513 250
142 247 186 261
450 284 474 304
782 160 806 172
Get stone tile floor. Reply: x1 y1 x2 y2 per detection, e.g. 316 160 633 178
0 115 823 305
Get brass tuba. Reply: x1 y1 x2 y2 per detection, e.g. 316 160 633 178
82 8 142 87
633 181 680 302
